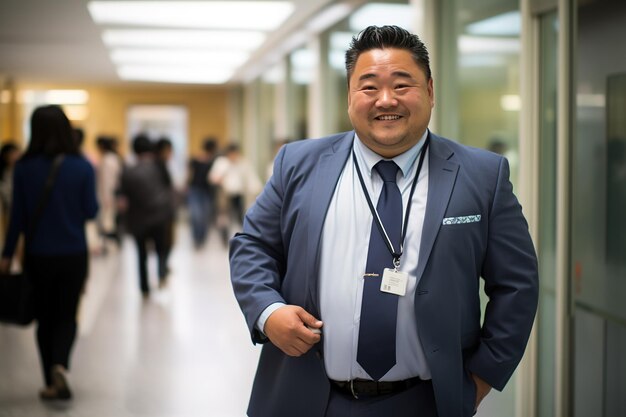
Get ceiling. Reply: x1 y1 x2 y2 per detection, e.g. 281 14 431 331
0 0 346 86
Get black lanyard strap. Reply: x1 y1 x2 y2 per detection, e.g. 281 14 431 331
353 136 430 266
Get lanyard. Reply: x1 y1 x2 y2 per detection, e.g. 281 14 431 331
353 136 429 269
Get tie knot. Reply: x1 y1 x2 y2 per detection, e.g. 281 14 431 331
374 160 399 183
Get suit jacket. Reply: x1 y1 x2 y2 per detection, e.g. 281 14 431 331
230 131 538 417
119 157 175 237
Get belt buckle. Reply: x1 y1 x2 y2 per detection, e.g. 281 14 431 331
350 380 359 400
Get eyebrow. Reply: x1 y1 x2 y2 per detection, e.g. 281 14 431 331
358 70 415 82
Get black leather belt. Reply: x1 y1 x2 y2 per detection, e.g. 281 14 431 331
330 377 428 399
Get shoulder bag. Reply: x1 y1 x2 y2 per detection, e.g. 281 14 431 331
0 155 64 326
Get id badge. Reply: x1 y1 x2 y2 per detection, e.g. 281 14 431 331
380 268 408 296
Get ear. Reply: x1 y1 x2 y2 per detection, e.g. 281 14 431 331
427 78 435 108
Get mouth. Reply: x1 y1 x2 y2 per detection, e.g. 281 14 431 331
375 115 402 121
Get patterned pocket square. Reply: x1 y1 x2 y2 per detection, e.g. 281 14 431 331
442 215 482 225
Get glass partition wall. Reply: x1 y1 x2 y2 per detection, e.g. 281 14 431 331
572 0 626 416
436 1 522 415
438 0 521 185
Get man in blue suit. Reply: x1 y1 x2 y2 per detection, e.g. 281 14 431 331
230 25 538 417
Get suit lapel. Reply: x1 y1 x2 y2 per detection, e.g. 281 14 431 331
305 133 353 317
415 134 459 283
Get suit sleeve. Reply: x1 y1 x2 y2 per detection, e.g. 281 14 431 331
229 145 289 344
466 157 539 390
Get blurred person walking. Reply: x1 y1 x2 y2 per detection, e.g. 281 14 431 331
209 143 262 245
119 134 175 296
155 136 177 275
0 142 21 236
0 105 98 401
187 138 217 249
95 136 123 251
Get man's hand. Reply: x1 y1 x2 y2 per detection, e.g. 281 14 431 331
472 373 492 412
264 305 323 357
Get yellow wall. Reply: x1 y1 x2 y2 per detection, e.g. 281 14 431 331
0 79 17 141
8 83 230 158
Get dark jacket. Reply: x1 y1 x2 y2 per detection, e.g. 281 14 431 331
120 157 175 237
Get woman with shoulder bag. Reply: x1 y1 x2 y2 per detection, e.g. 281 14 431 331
0 105 98 401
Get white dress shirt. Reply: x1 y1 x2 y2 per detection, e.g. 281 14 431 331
319 131 431 382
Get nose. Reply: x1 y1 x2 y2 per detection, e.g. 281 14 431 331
376 87 397 108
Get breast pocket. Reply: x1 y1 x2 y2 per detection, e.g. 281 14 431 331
438 214 486 261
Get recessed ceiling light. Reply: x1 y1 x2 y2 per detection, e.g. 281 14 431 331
88 1 295 31
102 29 266 50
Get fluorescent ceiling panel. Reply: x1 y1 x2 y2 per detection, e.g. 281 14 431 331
466 11 521 36
290 49 315 85
330 31 354 52
45 90 89 105
21 90 89 104
290 48 316 70
291 69 313 85
458 36 520 54
306 4 352 33
500 95 521 112
577 94 605 108
349 4 413 32
88 1 295 31
459 55 507 68
261 63 286 84
329 32 356 71
110 49 249 67
102 29 266 50
329 51 345 71
117 65 234 84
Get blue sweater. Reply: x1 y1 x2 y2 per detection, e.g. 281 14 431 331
2 154 98 257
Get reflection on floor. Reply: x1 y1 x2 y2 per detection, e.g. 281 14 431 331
0 224 260 417
0 223 514 417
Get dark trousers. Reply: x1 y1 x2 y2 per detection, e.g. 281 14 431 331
134 222 169 294
230 194 244 226
188 187 211 247
26 253 88 387
325 380 438 417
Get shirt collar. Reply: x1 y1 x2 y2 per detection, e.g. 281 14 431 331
353 129 429 178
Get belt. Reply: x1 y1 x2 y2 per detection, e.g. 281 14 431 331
330 377 428 399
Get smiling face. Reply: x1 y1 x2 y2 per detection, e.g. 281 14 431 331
347 48 434 158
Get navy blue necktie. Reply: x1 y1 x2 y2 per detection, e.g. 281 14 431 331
357 160 402 380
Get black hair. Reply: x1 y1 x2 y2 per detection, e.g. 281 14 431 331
24 105 79 158
132 133 153 155
0 142 19 180
203 137 217 153
345 25 431 85
96 135 118 153
156 137 173 152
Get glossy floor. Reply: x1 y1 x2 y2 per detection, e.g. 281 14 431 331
0 223 513 417
0 224 260 417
